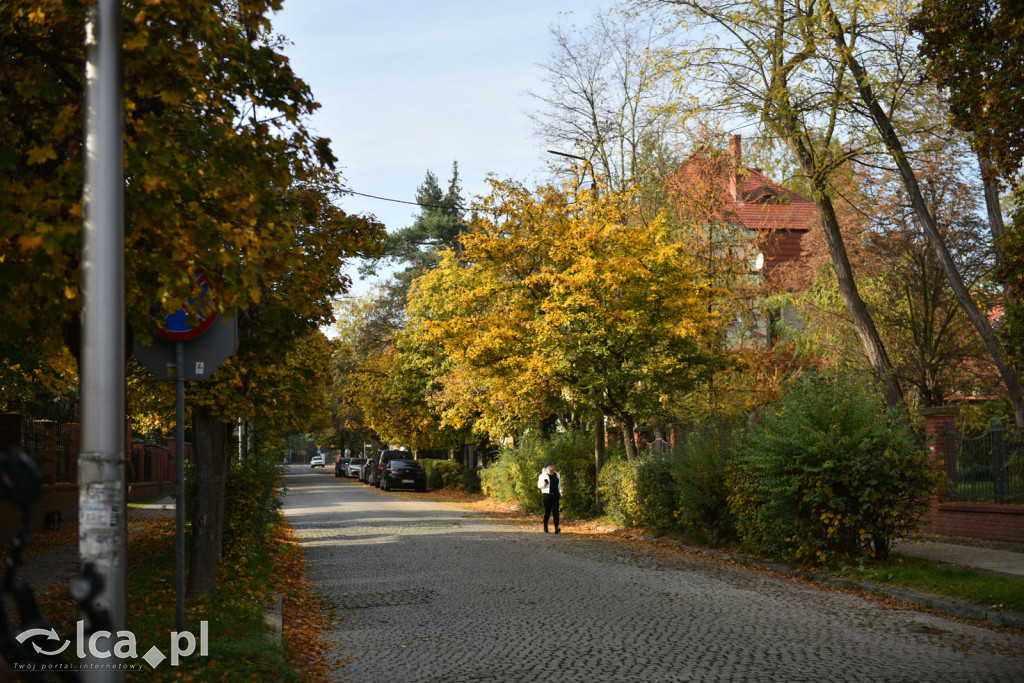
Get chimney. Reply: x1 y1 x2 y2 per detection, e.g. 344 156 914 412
729 134 742 203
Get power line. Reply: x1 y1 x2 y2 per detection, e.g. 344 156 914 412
347 190 467 213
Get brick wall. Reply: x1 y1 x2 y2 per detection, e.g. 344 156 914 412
924 502 1024 544
2 414 178 538
919 407 1024 543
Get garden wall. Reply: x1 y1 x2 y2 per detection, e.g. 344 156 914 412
920 407 1024 544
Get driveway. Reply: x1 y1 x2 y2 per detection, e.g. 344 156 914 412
281 466 1024 682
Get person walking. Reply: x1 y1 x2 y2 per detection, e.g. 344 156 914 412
537 461 564 533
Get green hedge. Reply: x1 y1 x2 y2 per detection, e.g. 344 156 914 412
480 431 602 519
598 454 678 534
420 459 465 490
729 375 940 564
672 423 739 545
598 423 739 541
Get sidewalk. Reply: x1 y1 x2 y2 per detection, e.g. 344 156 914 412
893 538 1024 578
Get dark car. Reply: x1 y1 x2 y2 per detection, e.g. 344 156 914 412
380 459 427 492
334 457 351 478
360 456 378 484
373 449 410 488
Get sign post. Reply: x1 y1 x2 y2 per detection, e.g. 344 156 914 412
134 285 237 632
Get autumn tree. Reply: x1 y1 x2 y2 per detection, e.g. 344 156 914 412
405 180 729 460
911 0 1024 369
330 289 462 454
650 0 906 411
3 0 383 595
783 147 995 406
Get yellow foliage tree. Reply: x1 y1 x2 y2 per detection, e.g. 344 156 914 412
405 180 730 459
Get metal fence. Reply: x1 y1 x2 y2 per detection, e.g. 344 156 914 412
944 420 1024 502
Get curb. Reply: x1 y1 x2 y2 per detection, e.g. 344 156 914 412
609 529 1024 629
263 592 283 645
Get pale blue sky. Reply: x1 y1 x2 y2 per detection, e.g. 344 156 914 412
271 1 608 295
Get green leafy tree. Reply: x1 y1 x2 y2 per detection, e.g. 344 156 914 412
362 163 466 285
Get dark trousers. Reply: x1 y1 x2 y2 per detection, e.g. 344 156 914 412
543 493 560 530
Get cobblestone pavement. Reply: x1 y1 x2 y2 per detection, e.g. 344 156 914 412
282 467 1024 683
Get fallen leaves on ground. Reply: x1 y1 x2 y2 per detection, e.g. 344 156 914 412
272 523 331 682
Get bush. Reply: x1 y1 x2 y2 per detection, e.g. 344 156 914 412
223 448 282 560
597 422 738 541
728 375 940 565
598 454 680 535
672 422 739 545
480 430 601 519
460 467 481 493
420 459 465 490
597 457 638 527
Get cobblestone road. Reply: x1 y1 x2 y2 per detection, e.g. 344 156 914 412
282 466 1024 682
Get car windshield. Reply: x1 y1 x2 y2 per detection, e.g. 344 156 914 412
391 461 422 470
350 458 366 465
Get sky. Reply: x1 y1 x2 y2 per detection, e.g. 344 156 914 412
271 0 610 296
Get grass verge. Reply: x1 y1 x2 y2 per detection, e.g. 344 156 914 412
124 516 303 681
840 555 1024 613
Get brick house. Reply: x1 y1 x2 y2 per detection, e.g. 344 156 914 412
668 134 817 348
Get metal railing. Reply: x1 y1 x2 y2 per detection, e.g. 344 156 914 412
944 420 1024 502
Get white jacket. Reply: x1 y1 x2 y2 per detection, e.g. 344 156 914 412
537 470 564 495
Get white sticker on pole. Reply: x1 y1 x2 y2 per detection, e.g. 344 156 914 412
80 482 121 528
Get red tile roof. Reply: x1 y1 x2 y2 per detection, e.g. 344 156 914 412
668 136 818 280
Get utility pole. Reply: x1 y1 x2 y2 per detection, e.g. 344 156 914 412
79 0 125 681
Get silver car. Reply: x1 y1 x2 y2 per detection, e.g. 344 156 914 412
346 458 367 477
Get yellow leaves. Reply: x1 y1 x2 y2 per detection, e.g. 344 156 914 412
159 89 183 105
142 174 167 193
26 144 57 165
124 31 149 51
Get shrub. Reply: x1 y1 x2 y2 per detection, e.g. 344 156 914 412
597 453 683 536
223 448 282 560
420 459 465 490
480 430 601 519
460 467 481 493
672 422 739 545
728 375 940 565
597 456 637 527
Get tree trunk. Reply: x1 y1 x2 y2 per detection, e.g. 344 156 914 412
620 415 639 461
821 4 1024 429
759 1 904 411
187 405 229 599
978 153 1019 310
594 412 606 507
784 133 905 410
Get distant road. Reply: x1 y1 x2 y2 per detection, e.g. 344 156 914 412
281 465 1024 682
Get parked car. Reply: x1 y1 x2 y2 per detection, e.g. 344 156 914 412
373 449 410 487
310 454 325 469
334 457 351 478
346 458 367 478
360 456 378 484
380 459 427 492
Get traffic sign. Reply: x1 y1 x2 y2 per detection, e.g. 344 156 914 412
155 274 218 341
134 312 238 381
